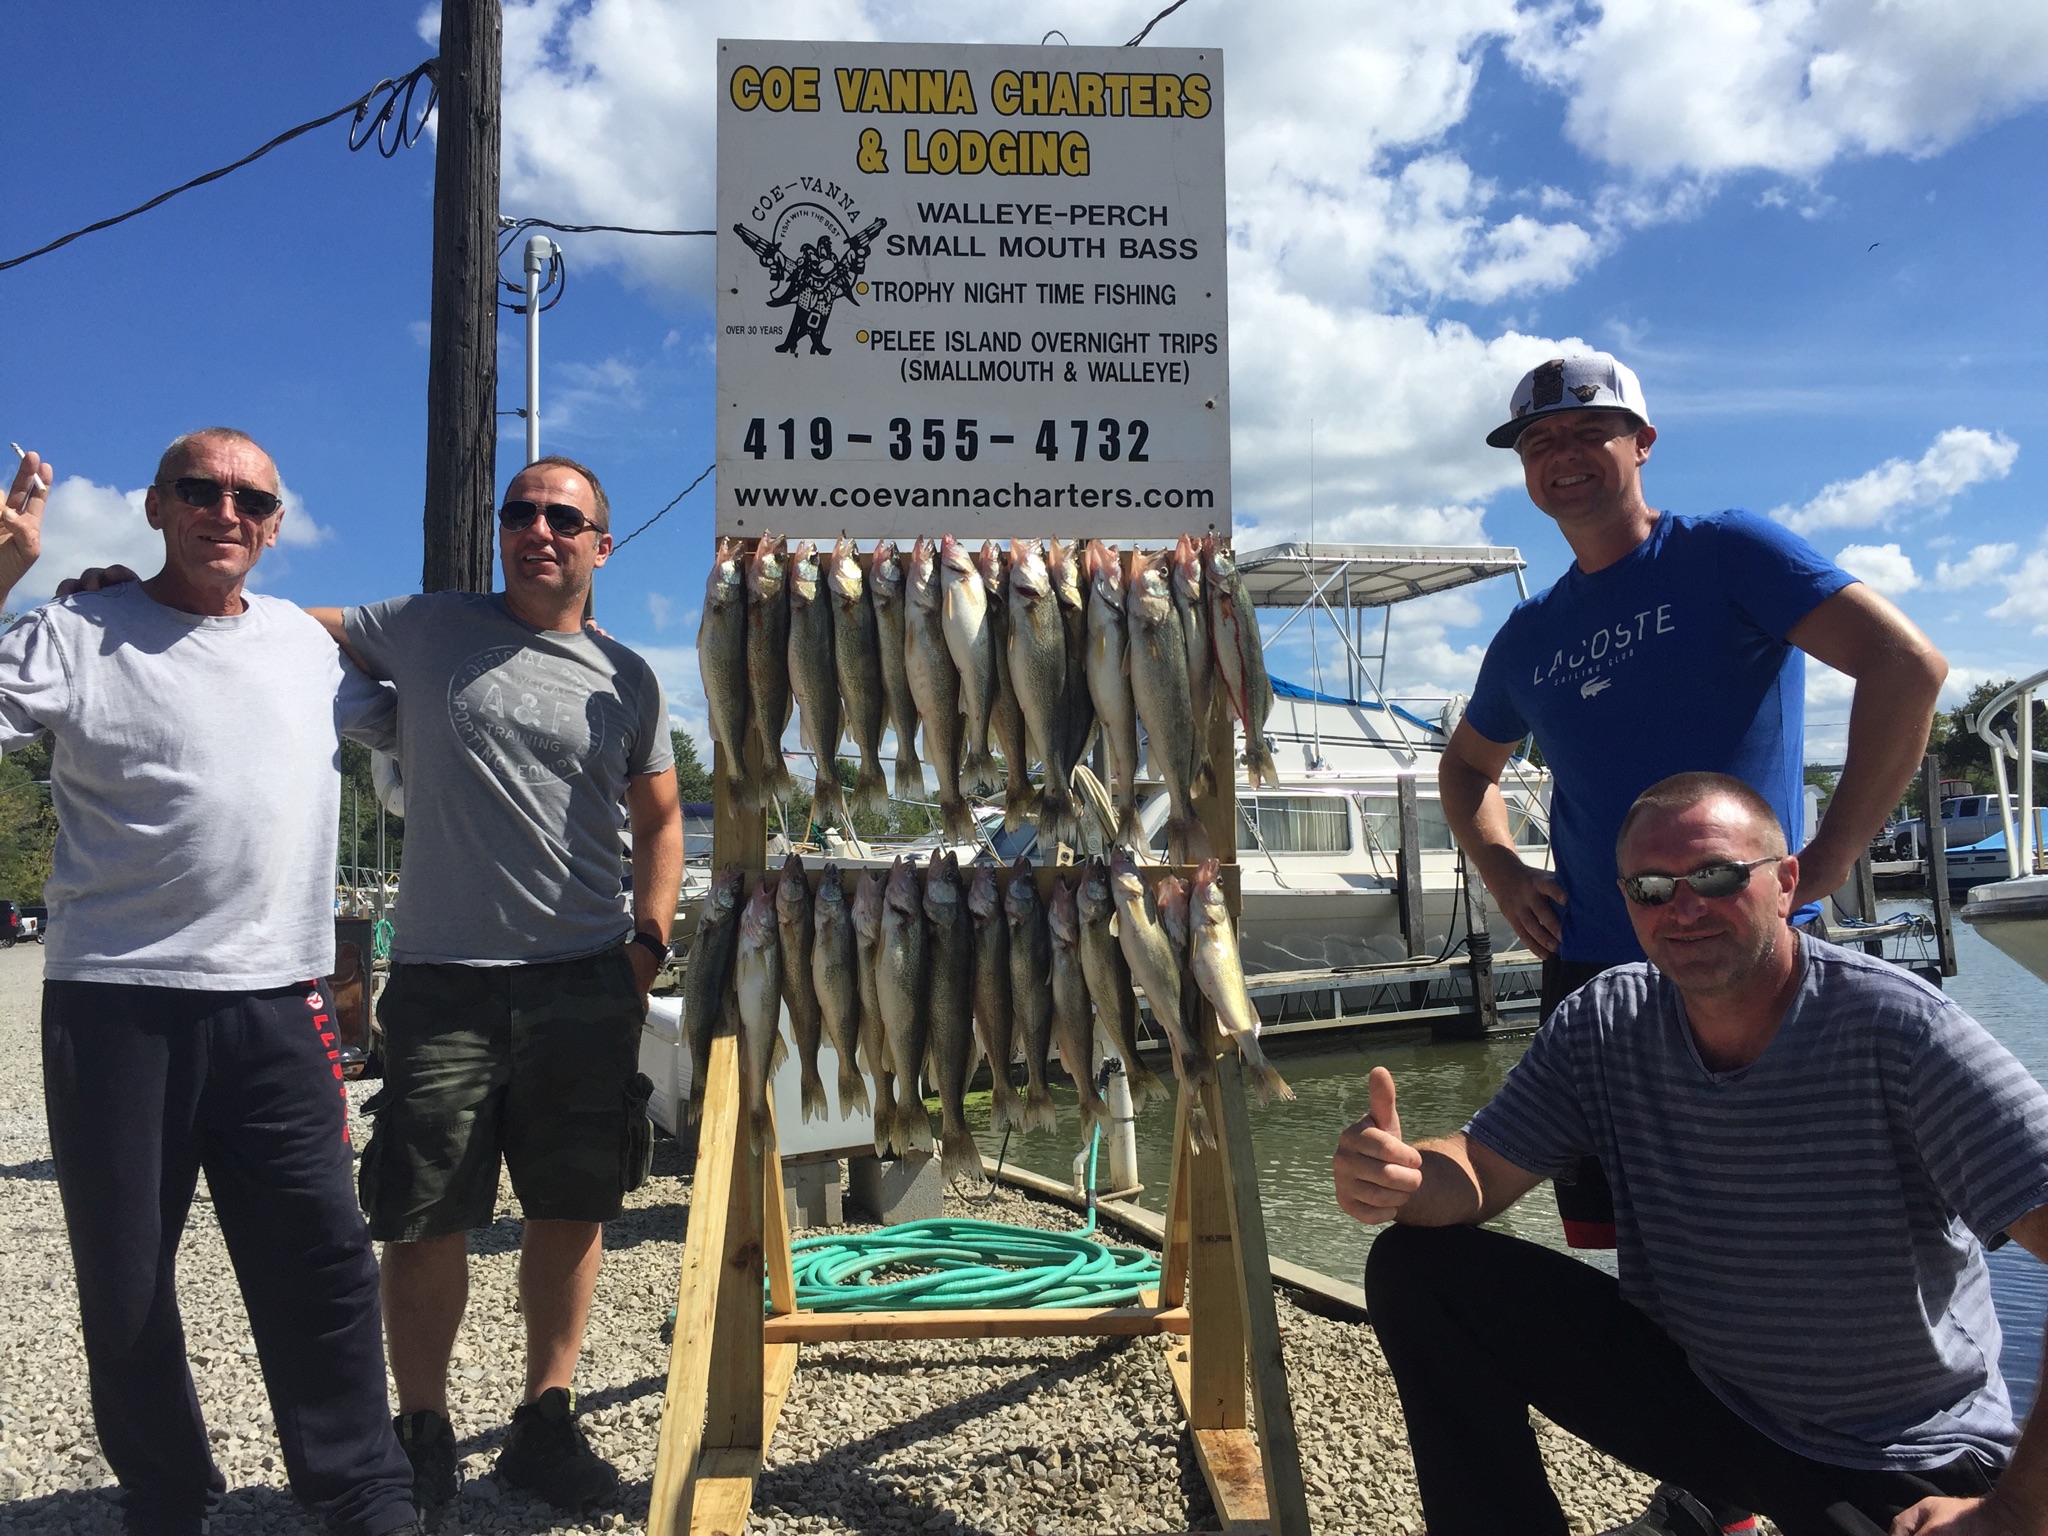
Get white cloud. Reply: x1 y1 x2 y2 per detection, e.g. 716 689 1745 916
646 591 674 630
627 639 708 749
1988 549 2048 635
1771 428 2018 535
19 477 162 601
1835 542 1919 596
1935 542 2017 590
1510 0 2048 181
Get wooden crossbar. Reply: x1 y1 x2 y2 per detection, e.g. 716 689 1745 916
762 1304 1190 1343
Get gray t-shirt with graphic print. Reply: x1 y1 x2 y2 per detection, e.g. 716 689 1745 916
344 592 672 965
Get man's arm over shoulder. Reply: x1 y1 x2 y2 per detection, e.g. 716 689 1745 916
305 595 422 682
1785 581 1946 904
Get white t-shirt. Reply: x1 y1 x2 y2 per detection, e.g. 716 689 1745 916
0 583 393 989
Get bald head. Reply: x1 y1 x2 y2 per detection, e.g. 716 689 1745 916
1616 772 1787 870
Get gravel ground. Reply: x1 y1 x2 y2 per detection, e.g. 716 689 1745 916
0 942 1667 1535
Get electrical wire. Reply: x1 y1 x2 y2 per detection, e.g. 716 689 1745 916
609 462 714 555
494 216 715 316
0 60 437 275
1125 0 1193 46
786 1124 1162 1311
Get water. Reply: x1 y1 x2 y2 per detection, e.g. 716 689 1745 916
973 899 2048 1415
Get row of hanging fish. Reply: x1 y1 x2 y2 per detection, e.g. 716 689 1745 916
677 850 1293 1181
697 531 1279 860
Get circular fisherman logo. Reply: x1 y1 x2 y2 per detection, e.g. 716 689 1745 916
733 184 888 359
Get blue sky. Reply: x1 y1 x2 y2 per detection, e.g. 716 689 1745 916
5 0 2046 765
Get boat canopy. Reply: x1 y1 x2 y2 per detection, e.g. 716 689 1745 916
1232 542 1527 610
1269 676 1443 735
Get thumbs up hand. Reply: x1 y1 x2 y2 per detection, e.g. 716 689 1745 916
1333 1066 1425 1225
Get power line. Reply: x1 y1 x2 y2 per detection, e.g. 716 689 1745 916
494 216 714 316
610 462 714 555
1126 0 1193 46
0 59 438 275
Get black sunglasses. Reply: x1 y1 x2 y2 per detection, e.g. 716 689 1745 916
1619 855 1786 908
161 477 283 519
499 500 602 537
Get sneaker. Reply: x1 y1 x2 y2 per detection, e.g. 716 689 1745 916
393 1409 459 1517
1598 1485 1724 1536
495 1388 618 1510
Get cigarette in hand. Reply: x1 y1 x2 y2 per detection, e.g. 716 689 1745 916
9 444 47 496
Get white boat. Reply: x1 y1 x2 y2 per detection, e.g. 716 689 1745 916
1959 669 2048 984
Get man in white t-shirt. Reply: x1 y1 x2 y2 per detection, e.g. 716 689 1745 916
0 436 413 1536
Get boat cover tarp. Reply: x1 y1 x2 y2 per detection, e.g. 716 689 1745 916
1269 676 1442 734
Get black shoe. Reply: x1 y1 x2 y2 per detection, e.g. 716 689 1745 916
1598 1484 1724 1536
393 1409 460 1516
495 1388 618 1510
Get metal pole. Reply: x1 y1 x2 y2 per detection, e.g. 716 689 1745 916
523 234 554 465
1922 753 1956 979
2023 685 2037 877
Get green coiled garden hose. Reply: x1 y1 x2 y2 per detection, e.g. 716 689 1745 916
783 1127 1161 1312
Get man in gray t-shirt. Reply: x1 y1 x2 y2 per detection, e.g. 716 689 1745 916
3 433 414 1536
1335 772 2048 1536
309 453 682 1514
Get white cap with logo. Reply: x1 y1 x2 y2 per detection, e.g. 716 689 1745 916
1487 352 1651 449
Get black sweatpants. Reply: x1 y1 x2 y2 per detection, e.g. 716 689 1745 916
42 979 414 1536
1363 1223 1998 1536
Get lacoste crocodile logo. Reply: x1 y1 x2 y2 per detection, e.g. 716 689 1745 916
1580 677 1613 699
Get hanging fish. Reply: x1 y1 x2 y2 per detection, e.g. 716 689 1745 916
786 542 845 828
851 868 894 1153
906 538 972 842
980 540 1037 835
1049 536 1096 846
968 860 1024 1133
924 851 982 1183
811 861 869 1118
775 851 827 1122
1004 855 1059 1132
1205 535 1279 788
1189 859 1294 1105
697 538 753 808
939 535 1000 799
1083 540 1140 845
680 864 745 1125
1108 851 1214 1150
735 877 786 1153
1048 878 1109 1130
1077 858 1166 1110
1127 548 1206 863
828 537 890 817
744 534 797 809
1008 539 1074 853
1173 533 1218 797
869 541 924 800
877 856 934 1156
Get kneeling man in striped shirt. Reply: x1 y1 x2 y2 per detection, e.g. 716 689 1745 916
1337 771 2048 1536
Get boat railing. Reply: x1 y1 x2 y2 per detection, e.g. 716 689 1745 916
1975 667 2048 878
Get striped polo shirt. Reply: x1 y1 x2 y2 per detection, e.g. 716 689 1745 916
1467 934 2048 1471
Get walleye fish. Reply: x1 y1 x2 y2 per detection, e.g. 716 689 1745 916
1108 850 1214 1149
877 857 934 1156
775 851 827 1122
967 861 1023 1133
906 538 972 842
680 864 745 1125
869 541 924 800
1205 534 1280 788
851 868 893 1152
1007 539 1075 853
735 877 786 1152
980 540 1036 834
744 534 797 809
698 538 753 807
787 543 845 827
1126 548 1205 863
924 851 981 1183
1173 533 1217 797
1049 536 1097 842
828 538 890 817
1083 541 1140 845
1190 859 1294 1105
1048 878 1109 1130
939 535 1000 799
1004 855 1058 1131
1077 858 1166 1110
811 861 869 1118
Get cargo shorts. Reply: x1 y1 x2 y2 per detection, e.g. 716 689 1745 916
358 946 653 1242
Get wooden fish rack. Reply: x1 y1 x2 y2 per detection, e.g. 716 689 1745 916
648 538 1311 1536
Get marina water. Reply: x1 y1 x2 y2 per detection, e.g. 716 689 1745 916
975 899 2048 1416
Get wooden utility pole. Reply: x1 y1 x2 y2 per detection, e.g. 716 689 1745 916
421 0 502 594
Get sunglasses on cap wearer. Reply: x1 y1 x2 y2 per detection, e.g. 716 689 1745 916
498 500 604 537
159 477 283 519
1619 855 1786 908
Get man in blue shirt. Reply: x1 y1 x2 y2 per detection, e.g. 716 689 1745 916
1338 772 2048 1536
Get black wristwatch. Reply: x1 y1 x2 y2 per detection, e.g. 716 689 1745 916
628 930 669 966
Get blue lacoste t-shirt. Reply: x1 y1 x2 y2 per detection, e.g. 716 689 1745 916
1465 511 1853 963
